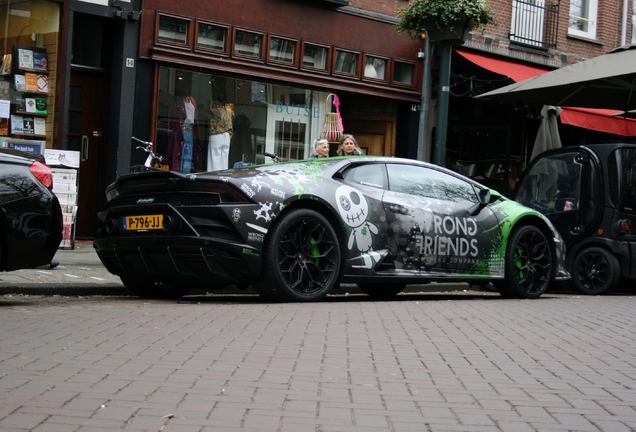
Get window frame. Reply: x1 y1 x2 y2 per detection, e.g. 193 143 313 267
156 13 193 50
333 47 360 78
568 0 598 39
362 53 389 83
300 41 331 74
232 28 265 62
195 20 229 55
267 35 299 67
391 58 417 88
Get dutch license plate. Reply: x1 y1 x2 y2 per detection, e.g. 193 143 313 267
123 214 163 231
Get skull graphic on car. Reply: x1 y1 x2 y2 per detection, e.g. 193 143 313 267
335 185 380 269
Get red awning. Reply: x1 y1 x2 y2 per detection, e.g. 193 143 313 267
456 49 636 136
455 49 549 82
560 107 636 136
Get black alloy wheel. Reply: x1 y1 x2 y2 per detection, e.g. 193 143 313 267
495 225 552 299
255 208 341 302
572 247 620 295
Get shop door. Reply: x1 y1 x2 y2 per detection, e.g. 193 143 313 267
68 71 103 239
344 119 395 156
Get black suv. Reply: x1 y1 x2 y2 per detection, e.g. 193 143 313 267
514 143 636 295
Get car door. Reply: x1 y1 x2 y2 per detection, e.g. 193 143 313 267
382 163 500 276
514 149 600 247
337 162 392 271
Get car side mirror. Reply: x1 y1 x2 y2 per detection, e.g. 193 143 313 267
468 188 492 216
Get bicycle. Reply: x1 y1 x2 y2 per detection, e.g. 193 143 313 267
130 137 167 172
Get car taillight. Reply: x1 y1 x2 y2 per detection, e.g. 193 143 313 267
29 161 53 190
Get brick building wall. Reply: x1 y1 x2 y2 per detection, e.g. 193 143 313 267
352 0 633 66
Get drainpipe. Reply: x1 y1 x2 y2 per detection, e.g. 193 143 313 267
622 0 629 46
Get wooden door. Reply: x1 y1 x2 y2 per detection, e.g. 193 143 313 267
343 119 395 156
68 71 103 239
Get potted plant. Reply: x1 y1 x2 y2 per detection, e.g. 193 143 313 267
396 0 495 43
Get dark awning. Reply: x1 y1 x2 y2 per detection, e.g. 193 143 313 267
457 49 636 136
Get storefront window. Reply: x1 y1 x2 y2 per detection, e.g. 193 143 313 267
156 66 331 173
158 15 189 45
0 0 60 150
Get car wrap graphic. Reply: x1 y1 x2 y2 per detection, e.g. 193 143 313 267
94 156 569 301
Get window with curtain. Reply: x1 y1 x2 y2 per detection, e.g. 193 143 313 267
568 0 597 39
364 56 387 80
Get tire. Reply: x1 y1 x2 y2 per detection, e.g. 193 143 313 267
357 283 405 299
121 276 192 299
571 247 620 295
495 225 552 299
254 208 341 302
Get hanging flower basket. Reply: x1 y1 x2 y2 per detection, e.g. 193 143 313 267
395 0 495 43
423 13 475 44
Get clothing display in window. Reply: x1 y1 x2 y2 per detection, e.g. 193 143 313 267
207 98 234 171
166 93 201 174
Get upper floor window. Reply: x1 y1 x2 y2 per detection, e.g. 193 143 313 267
364 55 387 81
269 37 296 64
198 23 226 52
393 61 415 86
234 30 262 58
303 43 328 70
158 15 189 45
569 0 597 39
334 49 358 75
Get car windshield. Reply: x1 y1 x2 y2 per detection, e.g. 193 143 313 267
608 148 636 214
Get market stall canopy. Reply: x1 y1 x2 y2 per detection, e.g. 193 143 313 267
475 45 636 112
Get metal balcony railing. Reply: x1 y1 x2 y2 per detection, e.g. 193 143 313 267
510 0 560 50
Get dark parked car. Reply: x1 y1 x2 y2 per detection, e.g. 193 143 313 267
515 143 636 295
93 156 568 301
0 148 63 271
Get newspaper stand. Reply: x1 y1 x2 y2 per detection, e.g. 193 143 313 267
44 149 80 249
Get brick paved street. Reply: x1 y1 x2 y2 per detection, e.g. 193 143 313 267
1 292 635 431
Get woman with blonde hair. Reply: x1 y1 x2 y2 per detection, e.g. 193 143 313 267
337 134 363 156
309 138 330 158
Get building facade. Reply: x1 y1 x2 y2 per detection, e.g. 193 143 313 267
1 0 635 239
